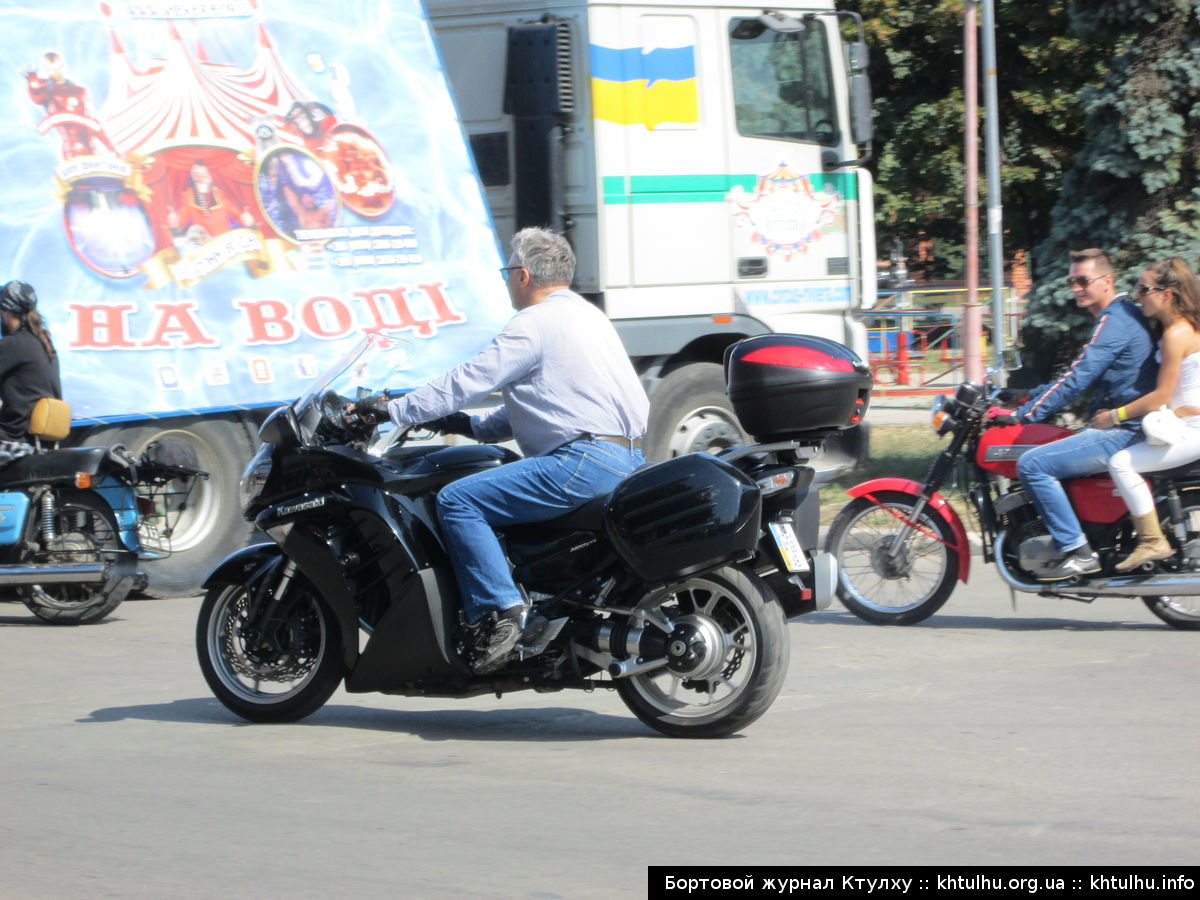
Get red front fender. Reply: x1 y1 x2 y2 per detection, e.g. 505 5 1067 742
846 478 971 583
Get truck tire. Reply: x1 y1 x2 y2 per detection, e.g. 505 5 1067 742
82 416 258 597
643 363 747 462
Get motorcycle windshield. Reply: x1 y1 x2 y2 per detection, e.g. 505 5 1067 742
291 331 415 422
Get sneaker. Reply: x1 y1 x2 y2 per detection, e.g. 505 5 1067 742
1039 546 1101 581
473 606 525 674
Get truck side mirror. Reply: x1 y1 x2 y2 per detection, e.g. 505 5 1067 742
850 72 873 145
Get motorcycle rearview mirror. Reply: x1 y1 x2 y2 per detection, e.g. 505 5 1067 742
1001 348 1022 372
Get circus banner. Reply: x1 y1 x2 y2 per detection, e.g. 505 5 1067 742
0 0 511 421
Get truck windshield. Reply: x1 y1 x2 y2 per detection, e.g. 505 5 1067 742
729 19 839 147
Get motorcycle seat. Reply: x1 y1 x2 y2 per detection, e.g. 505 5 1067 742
538 492 611 533
1149 460 1200 482
503 494 612 568
0 446 110 488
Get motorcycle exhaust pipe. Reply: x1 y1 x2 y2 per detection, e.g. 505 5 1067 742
575 619 672 678
1057 572 1200 597
0 563 108 585
994 532 1200 597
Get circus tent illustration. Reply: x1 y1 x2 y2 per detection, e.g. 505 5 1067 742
29 3 394 284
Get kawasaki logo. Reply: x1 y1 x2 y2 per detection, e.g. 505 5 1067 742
278 497 328 516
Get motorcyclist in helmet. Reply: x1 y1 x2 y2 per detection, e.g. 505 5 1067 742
0 281 62 462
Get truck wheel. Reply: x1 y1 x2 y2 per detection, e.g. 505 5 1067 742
83 416 258 597
644 363 747 462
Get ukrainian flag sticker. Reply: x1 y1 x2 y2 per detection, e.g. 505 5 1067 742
590 42 698 129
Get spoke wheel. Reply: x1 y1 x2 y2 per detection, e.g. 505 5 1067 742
826 490 959 625
1143 490 1200 630
615 566 788 738
197 577 344 722
20 490 131 625
1142 594 1200 629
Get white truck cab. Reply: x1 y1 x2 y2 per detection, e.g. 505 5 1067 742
427 0 876 462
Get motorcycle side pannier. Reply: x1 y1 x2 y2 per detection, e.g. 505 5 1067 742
605 454 761 581
724 335 873 442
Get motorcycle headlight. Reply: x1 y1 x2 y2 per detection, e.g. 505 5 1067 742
239 444 274 509
955 381 984 406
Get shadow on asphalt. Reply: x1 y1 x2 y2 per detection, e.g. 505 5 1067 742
77 698 666 741
802 611 1168 632
0 614 128 627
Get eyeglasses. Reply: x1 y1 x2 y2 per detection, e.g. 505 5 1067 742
1137 283 1167 296
499 266 527 280
1066 275 1108 289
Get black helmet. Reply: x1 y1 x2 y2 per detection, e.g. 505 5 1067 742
0 281 37 314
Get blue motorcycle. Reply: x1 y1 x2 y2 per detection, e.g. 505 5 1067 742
0 399 204 624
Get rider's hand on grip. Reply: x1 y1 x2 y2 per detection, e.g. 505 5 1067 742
353 393 392 424
996 388 1029 406
986 406 1019 426
422 412 474 438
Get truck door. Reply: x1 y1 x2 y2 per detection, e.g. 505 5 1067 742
724 10 858 318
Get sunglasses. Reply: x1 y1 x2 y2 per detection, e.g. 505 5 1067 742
1137 284 1167 296
1066 275 1108 289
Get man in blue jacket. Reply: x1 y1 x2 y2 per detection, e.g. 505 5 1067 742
1014 248 1156 580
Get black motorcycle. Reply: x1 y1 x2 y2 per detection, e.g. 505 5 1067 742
196 333 867 737
0 398 205 623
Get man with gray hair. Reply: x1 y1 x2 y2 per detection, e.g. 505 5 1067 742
364 227 648 672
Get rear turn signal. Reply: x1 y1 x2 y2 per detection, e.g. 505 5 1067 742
74 472 91 489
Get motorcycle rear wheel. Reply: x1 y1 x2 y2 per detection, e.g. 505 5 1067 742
825 491 959 625
20 490 131 625
197 577 344 722
1142 490 1200 630
1142 595 1200 630
615 565 788 738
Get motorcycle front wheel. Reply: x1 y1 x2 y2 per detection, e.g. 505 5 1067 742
20 490 132 625
197 576 344 722
825 491 959 625
615 565 788 738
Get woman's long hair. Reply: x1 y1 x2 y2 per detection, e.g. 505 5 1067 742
1147 257 1200 333
13 309 57 364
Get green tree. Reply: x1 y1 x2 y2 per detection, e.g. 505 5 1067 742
1022 0 1200 383
846 1 1105 279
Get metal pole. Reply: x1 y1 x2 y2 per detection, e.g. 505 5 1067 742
981 0 1006 365
963 1 983 383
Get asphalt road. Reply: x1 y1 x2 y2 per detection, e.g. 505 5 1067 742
1 565 1195 898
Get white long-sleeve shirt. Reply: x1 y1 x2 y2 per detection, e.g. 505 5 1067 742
386 289 648 457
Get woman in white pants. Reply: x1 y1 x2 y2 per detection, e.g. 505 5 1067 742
1092 257 1200 571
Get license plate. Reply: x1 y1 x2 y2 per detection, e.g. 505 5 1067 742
769 521 809 573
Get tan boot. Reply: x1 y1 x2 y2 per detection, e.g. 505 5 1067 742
1115 512 1174 571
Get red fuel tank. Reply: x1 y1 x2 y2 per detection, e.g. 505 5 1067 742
976 422 1073 479
977 423 1128 523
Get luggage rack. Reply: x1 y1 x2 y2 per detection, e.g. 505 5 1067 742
133 460 208 558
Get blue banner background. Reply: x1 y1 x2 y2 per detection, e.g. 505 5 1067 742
0 0 511 422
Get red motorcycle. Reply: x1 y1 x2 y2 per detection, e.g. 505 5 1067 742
825 376 1200 630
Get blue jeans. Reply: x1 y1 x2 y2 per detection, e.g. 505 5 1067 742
436 438 644 622
1015 426 1140 551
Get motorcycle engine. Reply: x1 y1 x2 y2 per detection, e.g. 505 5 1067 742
1016 533 1060 572
1000 506 1056 581
47 532 95 561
